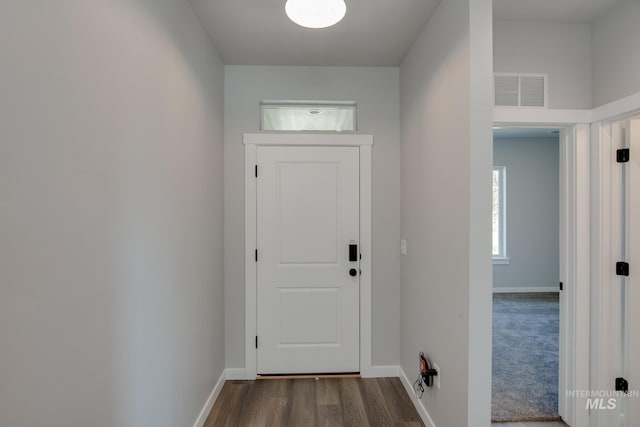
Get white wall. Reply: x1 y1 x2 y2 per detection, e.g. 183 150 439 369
400 0 493 424
0 2 225 427
224 66 401 368
493 137 559 290
494 20 592 109
592 0 640 107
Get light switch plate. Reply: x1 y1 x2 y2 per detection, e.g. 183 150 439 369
400 239 407 255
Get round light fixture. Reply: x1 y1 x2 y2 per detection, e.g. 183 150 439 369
285 0 347 29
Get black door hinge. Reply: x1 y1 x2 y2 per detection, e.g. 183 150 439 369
617 148 630 163
616 261 629 276
255 165 258 177
615 377 629 394
255 336 258 349
255 249 258 262
559 282 564 291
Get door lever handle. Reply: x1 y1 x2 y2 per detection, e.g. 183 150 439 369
349 244 358 262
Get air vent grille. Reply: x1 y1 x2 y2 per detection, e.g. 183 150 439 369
494 75 519 107
494 73 547 108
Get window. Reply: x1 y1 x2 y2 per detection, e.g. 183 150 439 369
261 101 356 132
493 166 508 263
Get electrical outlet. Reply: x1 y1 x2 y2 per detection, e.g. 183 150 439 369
400 239 407 255
432 362 440 389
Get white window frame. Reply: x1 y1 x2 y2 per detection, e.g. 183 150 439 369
493 166 509 264
260 100 357 132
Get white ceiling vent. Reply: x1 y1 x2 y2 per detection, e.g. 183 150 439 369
494 73 547 108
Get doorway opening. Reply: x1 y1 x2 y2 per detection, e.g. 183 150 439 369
491 127 564 424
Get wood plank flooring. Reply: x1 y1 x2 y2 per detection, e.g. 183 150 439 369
204 377 423 427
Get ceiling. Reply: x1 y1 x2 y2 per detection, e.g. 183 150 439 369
190 0 623 67
188 0 439 66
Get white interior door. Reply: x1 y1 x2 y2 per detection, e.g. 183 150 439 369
625 118 640 425
256 146 360 374
592 119 640 427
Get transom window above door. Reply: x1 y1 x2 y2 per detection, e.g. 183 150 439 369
261 101 356 132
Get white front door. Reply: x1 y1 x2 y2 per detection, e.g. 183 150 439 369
256 146 360 374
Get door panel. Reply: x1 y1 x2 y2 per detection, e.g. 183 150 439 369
277 163 339 264
257 146 359 374
277 288 339 344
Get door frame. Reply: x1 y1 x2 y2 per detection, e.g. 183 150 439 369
243 133 373 379
493 121 590 427
590 119 622 427
559 124 590 427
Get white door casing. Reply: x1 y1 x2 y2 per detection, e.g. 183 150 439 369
590 120 623 427
243 133 373 379
256 146 360 374
558 124 590 427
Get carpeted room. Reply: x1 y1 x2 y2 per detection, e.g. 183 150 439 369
492 130 562 423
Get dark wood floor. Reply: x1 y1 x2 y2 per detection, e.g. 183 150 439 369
204 377 424 427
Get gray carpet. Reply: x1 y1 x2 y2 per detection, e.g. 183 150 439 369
492 293 561 422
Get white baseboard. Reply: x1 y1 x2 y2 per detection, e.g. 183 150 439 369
193 369 227 427
362 365 400 378
493 286 559 293
225 368 252 380
399 367 436 427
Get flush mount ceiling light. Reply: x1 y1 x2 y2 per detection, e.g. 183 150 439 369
285 0 347 29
